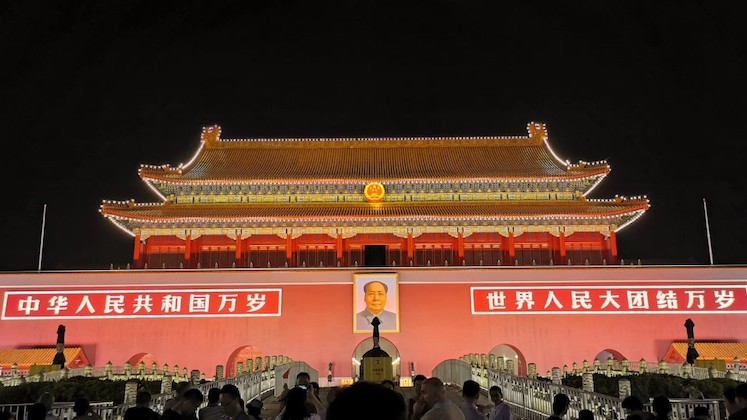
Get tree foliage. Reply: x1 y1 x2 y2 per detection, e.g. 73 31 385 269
0 377 163 404
562 373 739 401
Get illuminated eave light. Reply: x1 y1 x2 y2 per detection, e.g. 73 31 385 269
105 216 136 237
143 174 609 190
143 179 168 202
615 210 647 233
179 140 206 171
543 138 570 167
582 174 607 197
224 134 527 143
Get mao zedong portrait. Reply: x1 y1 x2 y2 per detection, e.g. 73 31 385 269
355 280 397 331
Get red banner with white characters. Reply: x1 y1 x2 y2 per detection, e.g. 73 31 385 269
2 288 282 319
471 286 747 314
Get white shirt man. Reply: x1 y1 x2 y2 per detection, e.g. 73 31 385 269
488 386 512 420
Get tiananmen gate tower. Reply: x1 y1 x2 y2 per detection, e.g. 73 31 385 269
99 122 649 269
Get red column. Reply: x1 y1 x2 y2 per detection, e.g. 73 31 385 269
336 234 343 263
184 234 191 262
235 234 242 262
286 235 293 264
457 232 465 262
133 234 141 263
610 231 618 260
407 233 414 262
508 232 515 261
559 231 566 262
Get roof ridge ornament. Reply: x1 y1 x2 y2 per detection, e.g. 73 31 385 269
527 121 548 142
201 125 221 146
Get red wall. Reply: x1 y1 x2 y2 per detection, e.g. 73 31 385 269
1 266 746 379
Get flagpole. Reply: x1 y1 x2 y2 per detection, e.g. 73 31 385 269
703 198 714 265
38 203 47 272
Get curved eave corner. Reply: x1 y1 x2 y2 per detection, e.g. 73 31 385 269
136 126 213 196
99 210 136 238
533 121 610 185
581 172 609 197
614 201 651 233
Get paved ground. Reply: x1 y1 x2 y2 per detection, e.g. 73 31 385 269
258 383 493 419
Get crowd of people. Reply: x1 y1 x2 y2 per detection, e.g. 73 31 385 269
5 377 747 420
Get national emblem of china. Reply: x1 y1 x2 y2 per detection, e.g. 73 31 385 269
364 182 385 203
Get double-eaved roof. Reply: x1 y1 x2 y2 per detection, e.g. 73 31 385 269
100 122 649 236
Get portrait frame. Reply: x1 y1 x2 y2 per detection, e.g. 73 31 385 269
353 272 400 333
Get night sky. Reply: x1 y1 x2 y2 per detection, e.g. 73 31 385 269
2 1 745 271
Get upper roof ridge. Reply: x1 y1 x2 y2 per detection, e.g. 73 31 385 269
197 121 553 145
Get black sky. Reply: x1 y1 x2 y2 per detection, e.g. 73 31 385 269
1 1 745 271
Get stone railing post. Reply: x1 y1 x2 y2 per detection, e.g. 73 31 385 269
506 359 515 375
622 359 629 375
10 362 18 378
618 378 631 398
216 365 224 380
163 363 170 376
161 374 172 394
124 380 138 404
572 362 579 375
582 360 590 372
237 362 244 376
124 361 132 379
264 356 270 371
551 367 561 385
138 361 146 378
85 364 93 377
497 357 505 372
489 354 496 370
708 364 716 378
191 370 200 384
173 365 180 381
105 361 113 380
658 360 668 374
480 354 487 368
639 358 647 373
682 363 692 378
247 359 254 372
255 357 263 371
735 357 741 373
582 371 594 392
528 363 537 378
151 362 158 376
271 355 277 369
562 365 569 377
593 358 602 372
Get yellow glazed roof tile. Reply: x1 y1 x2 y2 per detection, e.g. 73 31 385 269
0 347 85 368
669 342 747 361
138 124 609 182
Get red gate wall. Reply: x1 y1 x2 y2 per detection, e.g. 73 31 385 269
1 266 745 378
